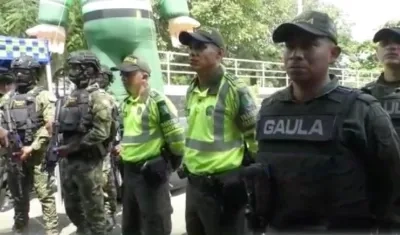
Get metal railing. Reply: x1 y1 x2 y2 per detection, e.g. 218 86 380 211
158 51 381 89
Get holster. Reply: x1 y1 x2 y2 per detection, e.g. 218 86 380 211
243 163 276 232
217 168 248 214
140 156 169 186
188 168 248 220
161 146 182 171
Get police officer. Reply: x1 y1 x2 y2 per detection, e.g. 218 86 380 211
54 51 114 235
361 27 400 230
112 55 184 235
5 55 59 235
178 28 258 235
255 11 400 232
99 64 118 231
362 27 400 134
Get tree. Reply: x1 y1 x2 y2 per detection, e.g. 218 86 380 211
384 20 400 28
0 0 38 36
0 0 370 76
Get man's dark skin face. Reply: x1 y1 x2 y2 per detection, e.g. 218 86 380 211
377 37 400 67
283 33 341 84
188 41 223 72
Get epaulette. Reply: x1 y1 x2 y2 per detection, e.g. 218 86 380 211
149 89 164 103
224 72 242 88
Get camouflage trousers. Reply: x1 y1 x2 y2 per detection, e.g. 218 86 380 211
61 157 106 235
7 155 59 232
102 154 117 216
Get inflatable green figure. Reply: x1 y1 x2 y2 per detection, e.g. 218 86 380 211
27 0 200 100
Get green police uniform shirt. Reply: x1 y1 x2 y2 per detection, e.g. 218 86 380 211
120 89 184 163
184 67 258 175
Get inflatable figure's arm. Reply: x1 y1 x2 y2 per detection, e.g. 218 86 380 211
26 0 74 54
159 0 200 48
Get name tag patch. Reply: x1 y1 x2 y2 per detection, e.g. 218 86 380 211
257 115 336 141
382 100 400 117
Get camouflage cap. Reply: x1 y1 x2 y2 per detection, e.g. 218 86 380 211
111 55 151 74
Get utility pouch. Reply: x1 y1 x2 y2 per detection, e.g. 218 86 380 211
140 156 168 186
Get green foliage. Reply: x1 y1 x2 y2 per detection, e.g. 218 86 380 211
66 0 86 52
0 0 384 76
0 0 38 36
384 20 400 28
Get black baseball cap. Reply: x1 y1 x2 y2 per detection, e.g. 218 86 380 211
273 10 337 44
373 27 400 43
179 27 225 49
111 55 151 74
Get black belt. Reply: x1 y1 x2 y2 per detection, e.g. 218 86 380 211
83 9 153 23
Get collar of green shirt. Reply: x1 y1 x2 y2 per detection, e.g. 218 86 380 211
189 66 225 95
276 74 339 102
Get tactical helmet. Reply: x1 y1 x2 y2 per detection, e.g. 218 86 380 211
101 64 114 85
67 50 101 71
11 55 41 70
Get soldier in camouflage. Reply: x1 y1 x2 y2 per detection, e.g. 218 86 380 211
98 64 118 231
54 50 114 235
0 67 15 211
5 56 59 235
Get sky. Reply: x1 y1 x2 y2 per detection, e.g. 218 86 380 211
320 0 400 42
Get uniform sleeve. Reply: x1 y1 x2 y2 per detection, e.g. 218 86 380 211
80 92 113 147
156 96 185 156
231 82 259 155
30 90 56 151
364 101 400 217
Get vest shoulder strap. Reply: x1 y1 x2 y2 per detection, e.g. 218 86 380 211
355 91 379 106
31 86 45 97
360 81 377 94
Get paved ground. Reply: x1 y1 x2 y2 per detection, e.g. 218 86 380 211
0 189 187 235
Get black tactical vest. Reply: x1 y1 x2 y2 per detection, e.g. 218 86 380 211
256 86 372 227
362 83 400 134
6 88 44 144
58 89 92 138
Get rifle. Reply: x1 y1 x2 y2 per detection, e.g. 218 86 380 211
3 103 24 199
41 98 62 175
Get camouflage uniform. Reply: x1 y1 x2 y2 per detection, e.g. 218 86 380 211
60 83 114 235
4 86 59 234
102 153 117 217
99 65 119 226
